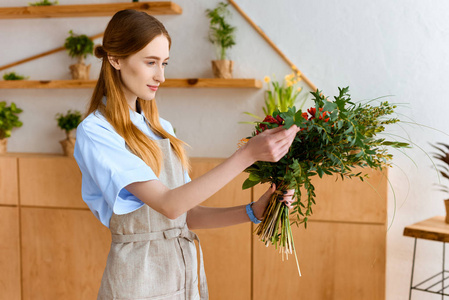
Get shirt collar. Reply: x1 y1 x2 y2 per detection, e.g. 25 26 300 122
101 96 146 122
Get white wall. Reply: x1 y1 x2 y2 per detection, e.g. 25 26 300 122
1 0 448 298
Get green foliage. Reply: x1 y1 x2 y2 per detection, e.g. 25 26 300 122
205 2 236 60
64 30 94 60
28 0 58 6
263 74 303 116
55 110 82 139
243 87 409 229
430 142 449 195
0 101 23 139
3 72 29 81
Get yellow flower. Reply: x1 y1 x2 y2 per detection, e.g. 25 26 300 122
297 87 302 92
286 81 293 87
284 73 295 82
264 76 270 83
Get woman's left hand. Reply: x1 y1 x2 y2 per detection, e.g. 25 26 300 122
252 183 296 220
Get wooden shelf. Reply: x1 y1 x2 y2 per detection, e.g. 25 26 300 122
0 78 262 89
163 78 262 89
0 2 182 19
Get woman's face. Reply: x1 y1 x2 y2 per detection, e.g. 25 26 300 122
113 34 170 106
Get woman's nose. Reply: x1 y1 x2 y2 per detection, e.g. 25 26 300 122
154 65 165 83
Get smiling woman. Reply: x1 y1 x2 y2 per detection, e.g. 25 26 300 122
108 36 169 105
73 8 298 300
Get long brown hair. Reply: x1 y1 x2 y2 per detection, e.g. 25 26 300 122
87 9 190 177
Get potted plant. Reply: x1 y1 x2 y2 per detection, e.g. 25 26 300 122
28 0 58 6
56 110 82 156
64 30 94 80
3 72 29 81
0 101 23 154
431 142 449 223
205 2 236 79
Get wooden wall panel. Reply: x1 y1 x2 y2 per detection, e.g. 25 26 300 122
189 158 251 300
21 207 111 300
0 207 21 300
253 221 386 300
18 157 85 208
0 156 19 205
253 167 387 224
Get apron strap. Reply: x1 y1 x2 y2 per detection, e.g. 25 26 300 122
111 225 209 300
183 230 209 300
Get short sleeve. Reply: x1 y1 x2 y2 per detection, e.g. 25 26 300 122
74 114 159 227
184 170 191 184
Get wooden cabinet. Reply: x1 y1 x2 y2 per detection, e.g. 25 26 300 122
252 168 387 300
20 207 110 300
0 207 21 300
18 156 85 208
189 158 252 300
0 156 19 205
0 154 387 299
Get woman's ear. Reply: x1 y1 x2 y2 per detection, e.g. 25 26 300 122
107 55 121 70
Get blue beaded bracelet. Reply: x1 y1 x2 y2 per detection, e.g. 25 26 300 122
246 202 261 224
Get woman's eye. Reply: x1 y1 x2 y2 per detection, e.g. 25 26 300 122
147 62 155 65
162 62 169 67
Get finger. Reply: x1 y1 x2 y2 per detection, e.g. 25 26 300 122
279 199 293 209
269 125 298 142
274 126 298 145
263 125 286 135
274 140 293 160
282 189 296 196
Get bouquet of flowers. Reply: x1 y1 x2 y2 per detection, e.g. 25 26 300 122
240 78 409 275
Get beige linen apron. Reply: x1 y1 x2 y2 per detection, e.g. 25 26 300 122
98 138 208 300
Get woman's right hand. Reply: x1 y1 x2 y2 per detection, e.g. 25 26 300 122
242 125 300 163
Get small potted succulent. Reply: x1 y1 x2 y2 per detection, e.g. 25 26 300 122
205 2 236 79
0 101 23 154
56 110 82 156
431 142 449 223
64 30 94 80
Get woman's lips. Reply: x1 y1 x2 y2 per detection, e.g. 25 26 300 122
147 85 158 91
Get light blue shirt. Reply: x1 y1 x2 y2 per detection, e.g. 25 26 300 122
74 103 191 228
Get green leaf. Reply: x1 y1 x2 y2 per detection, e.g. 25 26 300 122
242 178 260 189
323 101 337 112
249 173 261 181
243 112 262 120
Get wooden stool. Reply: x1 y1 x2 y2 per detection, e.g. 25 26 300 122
403 216 449 299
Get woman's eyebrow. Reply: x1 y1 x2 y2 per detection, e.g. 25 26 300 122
144 56 169 60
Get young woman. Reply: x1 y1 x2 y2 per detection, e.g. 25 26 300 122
74 9 299 300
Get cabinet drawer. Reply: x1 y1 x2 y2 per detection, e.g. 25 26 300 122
190 158 251 300
0 156 19 205
21 207 110 300
0 206 21 300
253 167 387 224
19 157 85 208
253 221 386 300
